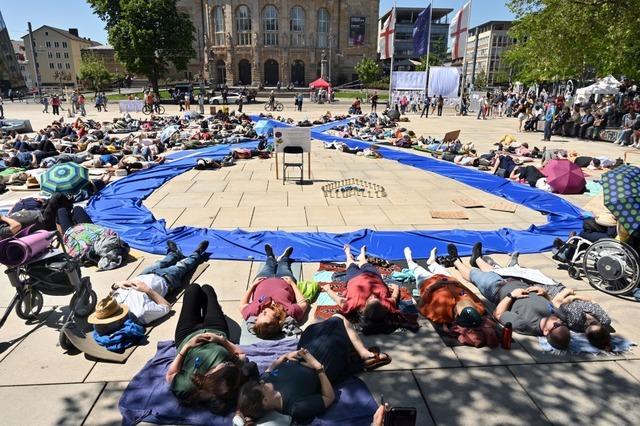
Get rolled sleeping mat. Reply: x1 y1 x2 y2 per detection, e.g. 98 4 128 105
0 230 55 266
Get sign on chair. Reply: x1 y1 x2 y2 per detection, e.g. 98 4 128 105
274 127 312 180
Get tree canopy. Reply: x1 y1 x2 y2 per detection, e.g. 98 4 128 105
79 54 112 91
88 0 196 94
355 57 381 87
505 0 640 83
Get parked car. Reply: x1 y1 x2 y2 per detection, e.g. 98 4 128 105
208 92 242 105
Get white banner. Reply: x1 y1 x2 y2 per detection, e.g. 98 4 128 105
391 71 427 91
449 1 471 60
428 67 460 98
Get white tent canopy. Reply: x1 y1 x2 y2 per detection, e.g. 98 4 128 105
575 75 621 102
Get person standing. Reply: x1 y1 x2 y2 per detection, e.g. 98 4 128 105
184 92 191 110
543 101 556 141
42 95 49 113
238 94 244 113
297 92 303 111
420 95 430 118
437 95 444 116
101 92 108 112
477 95 486 120
370 92 378 112
51 95 60 115
222 87 228 105
0 96 4 119
79 94 86 116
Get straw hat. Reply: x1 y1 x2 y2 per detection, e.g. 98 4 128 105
595 213 617 227
88 296 129 325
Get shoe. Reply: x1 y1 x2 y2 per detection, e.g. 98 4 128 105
166 240 180 254
470 242 482 268
195 240 210 255
507 251 520 268
277 246 294 262
553 238 564 250
264 243 275 259
447 243 459 260
481 255 499 268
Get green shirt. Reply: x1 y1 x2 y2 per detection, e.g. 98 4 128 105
171 328 231 400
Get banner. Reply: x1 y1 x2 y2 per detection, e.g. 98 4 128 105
412 5 432 57
377 10 395 59
428 66 460 98
391 71 427 91
349 17 366 46
449 1 471 60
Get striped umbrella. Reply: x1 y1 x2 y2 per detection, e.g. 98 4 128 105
602 164 640 233
40 163 90 195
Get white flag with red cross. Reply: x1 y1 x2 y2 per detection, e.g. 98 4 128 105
449 1 471 60
378 9 396 60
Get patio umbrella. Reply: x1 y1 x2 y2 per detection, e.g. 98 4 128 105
602 164 640 233
40 163 89 195
160 125 180 143
542 159 586 194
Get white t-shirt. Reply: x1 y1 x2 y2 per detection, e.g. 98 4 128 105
113 274 170 325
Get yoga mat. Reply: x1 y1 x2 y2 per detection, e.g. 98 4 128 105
0 230 54 266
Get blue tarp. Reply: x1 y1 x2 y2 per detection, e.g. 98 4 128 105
86 119 587 261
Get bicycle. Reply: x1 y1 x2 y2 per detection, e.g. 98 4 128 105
264 101 284 112
142 103 165 115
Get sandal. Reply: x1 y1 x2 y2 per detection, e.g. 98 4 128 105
363 346 392 371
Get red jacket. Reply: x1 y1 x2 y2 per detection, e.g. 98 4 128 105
341 273 398 316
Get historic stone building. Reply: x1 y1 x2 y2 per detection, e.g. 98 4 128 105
178 0 379 87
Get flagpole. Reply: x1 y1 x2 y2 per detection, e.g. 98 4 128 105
459 0 473 112
424 1 433 115
387 2 397 105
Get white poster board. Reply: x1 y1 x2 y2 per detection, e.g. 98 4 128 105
274 127 311 153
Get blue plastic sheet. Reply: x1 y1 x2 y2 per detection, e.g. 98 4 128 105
86 119 587 261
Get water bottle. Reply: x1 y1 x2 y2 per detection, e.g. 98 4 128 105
501 322 513 350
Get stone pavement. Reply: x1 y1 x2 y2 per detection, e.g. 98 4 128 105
0 101 639 425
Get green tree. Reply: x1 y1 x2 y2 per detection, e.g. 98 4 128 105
354 57 380 87
88 0 196 95
79 54 112 92
506 0 640 82
474 69 487 90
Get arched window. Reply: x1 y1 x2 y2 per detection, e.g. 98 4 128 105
263 5 279 46
213 6 225 45
236 5 252 45
290 6 305 47
317 8 329 48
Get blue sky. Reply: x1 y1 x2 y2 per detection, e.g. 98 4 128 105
2 0 514 44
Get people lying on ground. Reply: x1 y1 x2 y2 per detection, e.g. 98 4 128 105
512 165 548 189
74 173 113 202
491 153 522 178
110 240 209 325
481 253 613 350
167 282 255 414
5 150 58 169
541 147 568 167
449 242 571 349
39 152 92 168
240 244 308 339
404 247 485 326
236 314 391 424
322 244 400 334
0 193 72 239
570 154 622 170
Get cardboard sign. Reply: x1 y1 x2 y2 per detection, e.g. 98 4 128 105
274 127 311 153
453 198 483 208
490 201 517 213
430 210 469 220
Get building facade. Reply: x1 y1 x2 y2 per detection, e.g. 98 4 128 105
463 20 514 88
22 26 100 88
81 45 127 76
0 12 26 94
178 0 379 87
380 7 452 72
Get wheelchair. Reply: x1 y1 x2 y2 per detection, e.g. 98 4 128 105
0 230 97 351
553 236 640 296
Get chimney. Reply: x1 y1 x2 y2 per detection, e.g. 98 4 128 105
68 28 79 37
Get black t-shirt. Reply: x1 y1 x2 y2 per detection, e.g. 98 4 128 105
574 156 593 168
264 361 325 422
497 280 556 336
518 165 544 187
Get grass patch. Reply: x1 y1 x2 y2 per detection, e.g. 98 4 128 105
333 90 389 101
107 90 172 101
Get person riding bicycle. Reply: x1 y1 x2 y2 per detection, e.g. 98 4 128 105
153 93 162 113
268 90 276 110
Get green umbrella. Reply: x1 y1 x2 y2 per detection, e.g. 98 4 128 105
41 163 90 195
602 164 640 233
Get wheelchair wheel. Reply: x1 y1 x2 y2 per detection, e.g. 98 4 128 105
70 288 97 318
15 289 44 320
568 266 581 279
582 239 640 295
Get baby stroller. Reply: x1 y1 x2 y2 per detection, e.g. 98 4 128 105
0 227 97 350
553 236 640 296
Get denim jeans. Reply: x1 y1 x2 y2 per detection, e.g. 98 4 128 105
255 256 295 281
345 263 381 282
544 120 553 140
469 269 504 303
141 251 202 290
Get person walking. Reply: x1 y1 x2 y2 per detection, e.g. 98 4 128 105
101 92 108 112
51 95 60 115
437 95 444 116
79 94 86 116
42 95 49 113
370 92 378 112
477 95 486 120
184 92 191 110
296 92 303 111
420 95 430 118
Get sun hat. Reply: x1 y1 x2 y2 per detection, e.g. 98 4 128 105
88 296 129 325
595 213 617 227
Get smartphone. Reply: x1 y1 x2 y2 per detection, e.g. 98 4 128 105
384 407 417 426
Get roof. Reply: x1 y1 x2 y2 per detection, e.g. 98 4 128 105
82 45 114 51
21 25 101 46
469 20 513 33
381 7 453 22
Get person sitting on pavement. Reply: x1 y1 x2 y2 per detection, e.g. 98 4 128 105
449 242 571 349
240 244 308 339
109 240 209 325
0 193 72 239
236 314 391 425
322 244 400 334
404 246 485 326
